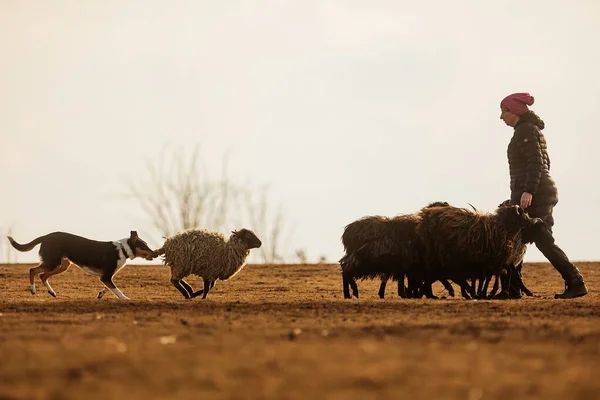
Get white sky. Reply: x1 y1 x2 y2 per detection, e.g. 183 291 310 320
1 0 598 264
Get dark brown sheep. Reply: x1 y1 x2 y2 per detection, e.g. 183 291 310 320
339 202 455 299
340 214 420 299
416 204 546 299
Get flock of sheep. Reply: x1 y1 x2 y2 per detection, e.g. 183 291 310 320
339 201 546 300
158 201 547 300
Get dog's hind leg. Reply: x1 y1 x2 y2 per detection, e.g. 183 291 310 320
29 263 53 295
101 274 130 300
39 257 71 298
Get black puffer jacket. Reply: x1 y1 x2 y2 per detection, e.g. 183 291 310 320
507 111 558 207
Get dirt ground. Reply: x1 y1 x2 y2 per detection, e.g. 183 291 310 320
0 261 599 400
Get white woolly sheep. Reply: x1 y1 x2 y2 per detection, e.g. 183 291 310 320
155 228 262 299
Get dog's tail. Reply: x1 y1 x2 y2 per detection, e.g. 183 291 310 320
7 235 46 252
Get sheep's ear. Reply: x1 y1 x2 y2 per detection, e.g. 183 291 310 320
231 230 237 235
516 206 524 215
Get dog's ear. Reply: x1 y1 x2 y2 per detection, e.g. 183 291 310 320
130 231 139 242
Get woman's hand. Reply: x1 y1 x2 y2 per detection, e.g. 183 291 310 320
520 192 533 209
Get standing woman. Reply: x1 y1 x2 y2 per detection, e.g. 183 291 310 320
499 92 587 299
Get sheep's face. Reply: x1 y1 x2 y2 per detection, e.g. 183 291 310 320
521 218 549 244
232 229 262 249
127 230 158 260
496 205 544 236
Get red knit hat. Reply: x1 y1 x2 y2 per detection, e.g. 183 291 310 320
500 93 535 116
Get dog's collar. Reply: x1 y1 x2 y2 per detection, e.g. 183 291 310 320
113 239 135 260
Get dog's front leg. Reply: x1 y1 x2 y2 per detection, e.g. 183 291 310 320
100 275 130 300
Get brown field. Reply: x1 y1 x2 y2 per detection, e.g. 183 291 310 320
0 261 599 400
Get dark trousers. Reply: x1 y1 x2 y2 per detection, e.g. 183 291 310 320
527 204 583 283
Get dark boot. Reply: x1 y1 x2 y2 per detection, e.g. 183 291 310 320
532 224 588 300
554 266 588 299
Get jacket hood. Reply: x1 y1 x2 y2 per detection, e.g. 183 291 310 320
516 111 545 130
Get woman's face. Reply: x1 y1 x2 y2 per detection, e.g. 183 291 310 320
500 108 520 127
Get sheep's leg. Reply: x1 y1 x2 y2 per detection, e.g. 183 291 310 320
342 275 352 299
456 279 472 300
476 277 486 298
521 282 533 297
397 272 407 298
479 276 492 299
200 279 213 299
342 272 359 298
513 268 533 297
408 275 423 298
407 275 421 298
469 278 477 298
180 279 195 297
488 275 500 298
190 279 215 298
350 279 359 299
440 279 455 297
378 274 389 299
171 278 191 299
423 280 438 299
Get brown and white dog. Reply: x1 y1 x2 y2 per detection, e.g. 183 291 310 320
7 231 156 300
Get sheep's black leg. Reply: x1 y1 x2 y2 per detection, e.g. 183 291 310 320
469 278 477 298
476 277 485 298
479 276 492 299
407 275 421 298
487 274 500 299
171 278 191 299
342 275 352 299
378 279 387 299
456 279 472 299
378 273 389 299
397 272 407 298
513 268 533 296
180 279 195 297
516 261 523 273
423 280 438 299
201 279 213 299
440 279 455 297
350 279 359 298
521 283 533 297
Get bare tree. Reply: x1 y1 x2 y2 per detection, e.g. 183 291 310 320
128 144 237 238
1 224 16 264
236 185 294 264
127 144 293 263
295 249 308 264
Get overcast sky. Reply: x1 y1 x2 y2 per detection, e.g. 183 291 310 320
1 0 598 265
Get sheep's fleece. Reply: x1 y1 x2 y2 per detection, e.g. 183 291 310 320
161 229 258 282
